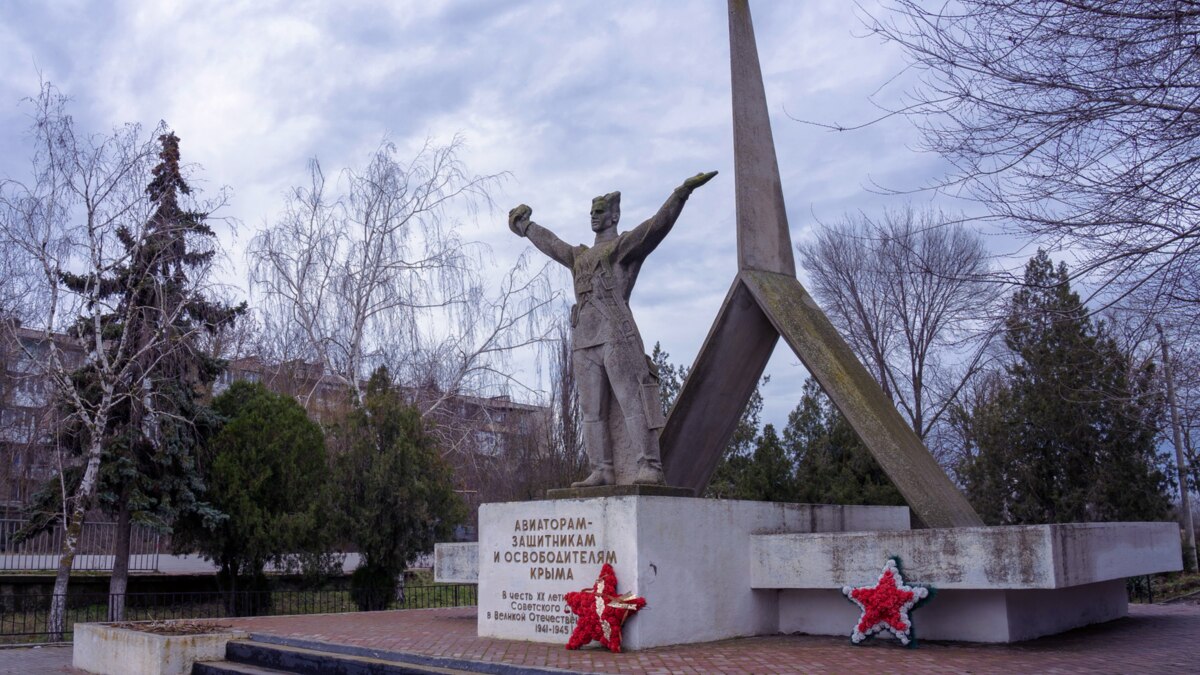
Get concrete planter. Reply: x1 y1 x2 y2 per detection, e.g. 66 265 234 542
73 622 244 675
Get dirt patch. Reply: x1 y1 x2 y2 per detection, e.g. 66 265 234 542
106 620 232 636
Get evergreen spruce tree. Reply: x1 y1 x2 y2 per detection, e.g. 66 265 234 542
45 132 243 618
957 251 1170 524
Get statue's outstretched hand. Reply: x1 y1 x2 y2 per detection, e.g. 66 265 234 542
509 204 532 237
682 171 718 192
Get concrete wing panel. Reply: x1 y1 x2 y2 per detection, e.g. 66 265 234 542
742 269 983 528
660 279 779 491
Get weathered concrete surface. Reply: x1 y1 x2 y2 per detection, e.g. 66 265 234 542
744 271 983 528
433 542 479 584
477 496 909 649
778 580 1130 643
751 522 1181 590
729 0 795 276
758 522 1181 642
73 623 243 675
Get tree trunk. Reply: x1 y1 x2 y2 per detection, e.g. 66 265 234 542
47 524 77 642
1158 325 1198 572
107 498 132 621
47 434 107 640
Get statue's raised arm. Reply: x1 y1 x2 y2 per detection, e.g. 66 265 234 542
508 204 575 268
618 171 718 263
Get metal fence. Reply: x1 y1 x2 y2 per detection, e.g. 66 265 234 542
0 519 161 572
0 583 477 644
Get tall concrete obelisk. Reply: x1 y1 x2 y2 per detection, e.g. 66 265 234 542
660 0 983 529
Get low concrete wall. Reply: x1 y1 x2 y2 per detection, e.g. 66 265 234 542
73 623 243 675
778 579 1129 643
751 522 1182 590
434 543 479 583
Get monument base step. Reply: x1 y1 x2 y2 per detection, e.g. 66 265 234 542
544 484 695 499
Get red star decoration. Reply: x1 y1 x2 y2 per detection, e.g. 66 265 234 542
842 558 929 646
563 563 645 652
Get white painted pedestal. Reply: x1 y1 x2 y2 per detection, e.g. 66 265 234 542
476 496 909 650
453 499 1185 648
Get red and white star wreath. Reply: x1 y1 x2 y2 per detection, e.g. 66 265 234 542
841 557 932 647
563 563 645 652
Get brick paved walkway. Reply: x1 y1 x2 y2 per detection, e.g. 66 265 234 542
218 602 1199 674
0 645 81 675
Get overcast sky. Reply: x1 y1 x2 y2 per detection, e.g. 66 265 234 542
0 0 958 428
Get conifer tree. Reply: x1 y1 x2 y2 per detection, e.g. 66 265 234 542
46 132 243 618
332 367 465 610
787 378 905 507
957 251 1170 524
173 380 330 614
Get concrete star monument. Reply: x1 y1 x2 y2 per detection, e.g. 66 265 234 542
451 0 1182 652
655 0 981 529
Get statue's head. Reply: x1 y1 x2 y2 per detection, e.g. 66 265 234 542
591 192 621 233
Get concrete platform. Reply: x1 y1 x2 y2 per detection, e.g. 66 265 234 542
754 522 1183 642
446 499 1183 646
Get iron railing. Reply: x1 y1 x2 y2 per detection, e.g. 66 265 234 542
0 584 477 644
0 519 160 572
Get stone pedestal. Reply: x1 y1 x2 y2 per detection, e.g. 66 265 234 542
448 504 1185 648
476 495 909 649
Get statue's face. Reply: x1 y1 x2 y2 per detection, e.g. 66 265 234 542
591 199 614 232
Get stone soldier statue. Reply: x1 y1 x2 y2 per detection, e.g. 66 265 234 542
509 171 718 487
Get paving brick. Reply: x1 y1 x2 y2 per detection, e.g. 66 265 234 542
6 603 1194 674
216 602 1198 674
0 645 82 675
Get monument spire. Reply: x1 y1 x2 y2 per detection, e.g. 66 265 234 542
729 0 796 275
661 0 983 528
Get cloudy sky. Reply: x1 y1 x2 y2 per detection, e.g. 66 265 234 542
0 0 956 428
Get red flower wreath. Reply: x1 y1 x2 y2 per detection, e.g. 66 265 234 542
841 557 932 647
563 563 645 652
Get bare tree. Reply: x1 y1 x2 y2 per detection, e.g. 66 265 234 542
486 321 586 504
798 206 998 458
867 0 1200 315
248 139 555 454
0 85 228 637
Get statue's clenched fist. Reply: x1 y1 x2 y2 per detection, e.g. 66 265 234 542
509 204 532 237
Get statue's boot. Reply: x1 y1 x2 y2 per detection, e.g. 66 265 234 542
633 458 665 485
626 413 666 485
573 420 615 487
572 461 615 488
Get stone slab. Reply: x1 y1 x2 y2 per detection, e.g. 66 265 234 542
778 579 1130 643
73 622 244 675
545 484 695 499
750 521 1182 590
476 496 909 649
433 542 479 584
